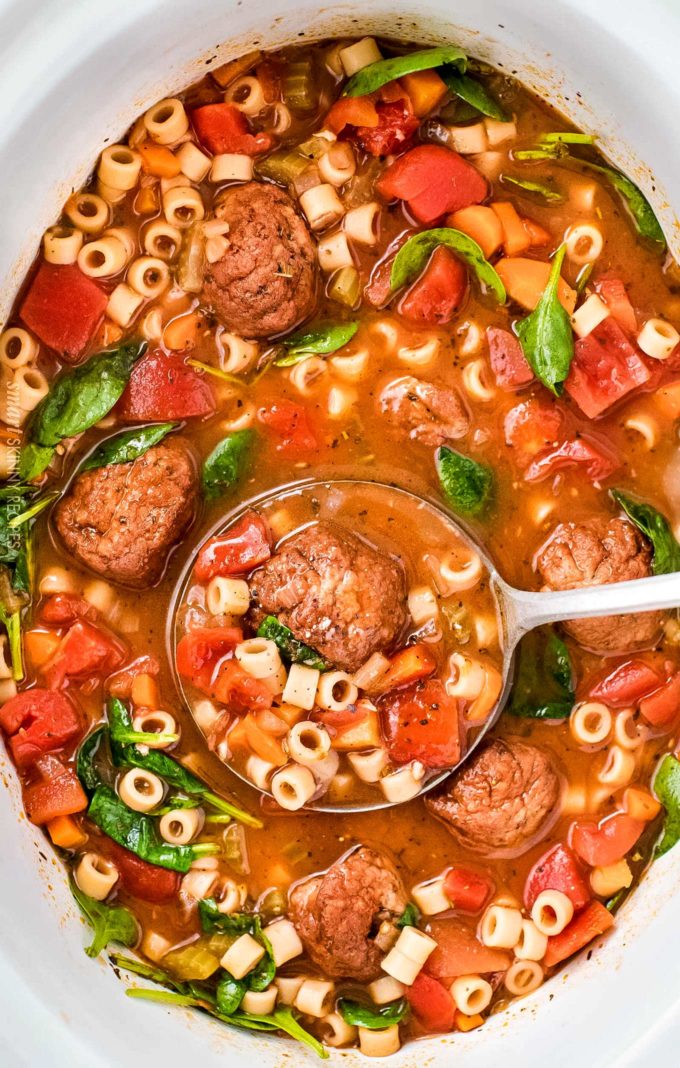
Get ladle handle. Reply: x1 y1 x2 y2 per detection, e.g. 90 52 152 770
504 571 680 643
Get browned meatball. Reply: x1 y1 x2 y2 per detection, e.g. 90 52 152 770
425 739 560 856
54 439 198 588
288 846 408 981
201 182 317 338
536 517 664 652
248 522 407 672
377 375 469 446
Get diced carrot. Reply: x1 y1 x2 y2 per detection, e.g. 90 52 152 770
135 184 160 215
544 900 614 969
244 714 287 765
137 141 181 178
623 786 662 821
47 814 88 849
379 644 437 692
523 217 551 247
447 205 503 259
275 703 307 728
163 312 199 351
331 709 382 751
24 629 62 669
94 319 124 349
212 50 263 88
227 716 249 750
131 672 161 710
491 201 532 256
654 380 680 420
455 1011 484 1032
399 69 447 117
496 257 577 313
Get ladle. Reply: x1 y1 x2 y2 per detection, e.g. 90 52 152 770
171 478 680 814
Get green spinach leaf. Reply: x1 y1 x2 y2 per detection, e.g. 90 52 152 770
256 615 327 670
76 726 109 794
71 881 138 958
338 998 410 1029
18 442 55 481
436 446 494 517
343 45 467 97
390 228 506 303
500 174 564 202
579 161 665 246
82 422 176 472
441 67 508 121
275 321 359 365
396 902 421 928
508 627 574 719
516 244 573 395
653 754 680 857
202 429 254 500
610 490 680 575
198 900 275 991
216 973 247 1015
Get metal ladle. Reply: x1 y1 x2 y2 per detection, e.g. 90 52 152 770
171 478 680 814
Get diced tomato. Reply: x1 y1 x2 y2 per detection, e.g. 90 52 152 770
191 103 273 155
257 401 318 455
570 812 644 868
107 655 161 698
566 318 651 418
639 672 680 727
594 277 637 335
544 900 614 969
325 96 380 134
43 621 127 690
586 655 669 707
39 594 97 626
406 973 456 1033
377 145 488 225
0 688 82 768
194 512 271 582
444 867 493 913
503 398 563 467
426 920 512 980
379 644 437 692
524 843 591 912
176 626 243 692
379 678 460 768
22 755 88 825
211 658 273 713
119 350 215 421
399 246 468 325
523 437 620 483
19 262 107 362
104 839 180 903
486 327 534 390
354 99 420 157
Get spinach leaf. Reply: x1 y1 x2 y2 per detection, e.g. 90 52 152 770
198 900 275 991
441 67 508 121
202 429 254 501
107 696 178 748
501 174 564 203
390 228 506 304
338 998 410 1029
87 784 217 872
71 881 138 959
216 973 247 1015
579 161 665 246
256 615 327 671
436 446 494 517
18 442 55 481
653 754 680 857
26 340 146 448
508 627 574 719
516 244 573 395
343 45 467 97
610 490 680 576
0 489 55 679
76 726 109 794
81 422 177 472
396 902 421 928
275 321 359 366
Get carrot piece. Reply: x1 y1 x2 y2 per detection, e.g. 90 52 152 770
94 319 124 349
137 141 181 178
378 643 437 693
163 312 199 352
47 814 88 849
495 257 577 313
447 205 503 259
654 380 680 419
24 629 62 669
212 50 263 89
275 703 307 728
399 69 447 117
523 217 552 247
491 201 532 256
135 184 159 215
244 714 287 766
544 900 614 969
131 672 161 710
623 786 662 821
227 716 249 750
331 709 382 751
455 1011 484 1032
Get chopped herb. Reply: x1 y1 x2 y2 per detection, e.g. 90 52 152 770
501 174 564 202
508 627 575 719
436 446 495 517
610 491 680 575
202 429 254 501
256 615 327 670
82 423 177 472
516 244 574 395
338 997 411 1029
71 881 138 958
653 754 680 857
275 321 359 366
396 902 421 928
343 46 467 97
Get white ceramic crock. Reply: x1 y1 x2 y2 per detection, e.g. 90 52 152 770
2 1 680 1064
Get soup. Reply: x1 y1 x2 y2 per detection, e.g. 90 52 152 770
1 33 680 1060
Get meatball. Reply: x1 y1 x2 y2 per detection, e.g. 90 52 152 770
249 521 407 673
288 846 408 981
377 375 469 446
425 739 560 856
201 182 318 338
536 517 664 652
54 439 198 588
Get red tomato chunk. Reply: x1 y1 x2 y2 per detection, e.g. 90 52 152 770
44 621 127 690
377 145 488 224
355 99 419 157
544 900 614 969
379 677 460 767
639 672 680 727
587 655 669 707
523 437 620 483
444 867 493 913
504 398 563 467
487 327 534 390
257 401 318 455
119 350 215 420
524 843 591 912
191 103 273 155
39 594 97 626
104 839 180 903
406 973 456 1033
20 262 107 362
0 688 82 767
399 246 468 325
194 512 271 582
23 755 88 825
176 626 244 692
426 919 511 980
211 658 273 712
570 812 644 868
566 318 651 418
